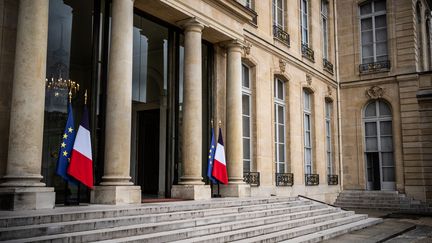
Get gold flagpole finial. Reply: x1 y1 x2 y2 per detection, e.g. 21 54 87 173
84 89 88 105
68 90 72 103
218 120 222 127
211 119 214 128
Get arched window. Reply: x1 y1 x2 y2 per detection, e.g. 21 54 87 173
416 1 424 70
363 100 395 190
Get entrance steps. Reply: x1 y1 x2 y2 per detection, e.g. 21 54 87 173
334 190 432 212
0 196 381 242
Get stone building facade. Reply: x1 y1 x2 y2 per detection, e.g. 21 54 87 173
337 0 432 203
0 0 429 210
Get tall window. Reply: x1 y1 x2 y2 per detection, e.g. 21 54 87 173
325 101 333 175
274 78 286 173
321 0 329 59
242 64 252 173
427 18 431 70
301 0 309 44
273 0 284 29
303 89 312 174
360 0 387 64
416 2 423 70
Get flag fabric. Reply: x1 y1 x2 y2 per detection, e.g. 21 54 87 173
207 127 217 184
212 127 228 184
56 103 78 185
68 106 94 189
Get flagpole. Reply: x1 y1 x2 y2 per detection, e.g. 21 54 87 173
64 90 72 206
210 119 214 197
213 120 222 198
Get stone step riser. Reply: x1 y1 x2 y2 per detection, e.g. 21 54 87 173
0 202 321 241
0 197 299 228
18 209 350 243
173 214 364 243
335 199 412 205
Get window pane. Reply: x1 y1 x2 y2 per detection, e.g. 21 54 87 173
375 15 387 28
242 94 250 115
383 167 395 181
380 121 392 135
304 91 310 109
277 0 282 9
376 42 388 56
277 10 283 27
243 138 251 159
279 163 285 173
375 0 386 12
278 124 285 142
363 57 374 64
376 28 387 42
361 18 373 31
243 160 250 173
305 131 311 147
277 80 284 100
362 45 373 57
278 105 284 123
376 55 388 61
379 101 391 116
242 65 249 88
279 144 285 162
304 114 310 130
365 102 376 117
365 122 377 136
381 136 393 151
360 3 372 15
362 31 373 44
243 116 250 137
382 152 394 166
305 148 311 163
326 122 330 135
366 137 378 151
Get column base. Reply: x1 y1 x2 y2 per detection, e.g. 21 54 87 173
91 186 141 205
171 185 211 200
218 183 251 197
0 187 55 210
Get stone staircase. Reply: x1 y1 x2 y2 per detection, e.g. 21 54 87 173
334 190 432 212
0 196 381 242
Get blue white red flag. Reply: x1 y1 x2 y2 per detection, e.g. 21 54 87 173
207 127 217 184
212 128 228 184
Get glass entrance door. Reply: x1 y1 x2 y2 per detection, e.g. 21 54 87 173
364 100 395 191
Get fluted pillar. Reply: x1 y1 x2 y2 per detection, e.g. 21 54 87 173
220 40 250 197
171 18 211 200
0 0 55 210
91 0 141 205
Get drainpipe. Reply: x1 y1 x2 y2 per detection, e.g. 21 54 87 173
333 0 344 192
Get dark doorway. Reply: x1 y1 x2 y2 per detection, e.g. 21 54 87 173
137 109 160 195
366 152 381 190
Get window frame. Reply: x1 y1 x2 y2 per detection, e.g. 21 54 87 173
321 0 329 59
359 0 388 64
325 101 333 175
301 0 309 45
274 77 287 173
273 0 285 29
303 89 313 174
242 64 253 173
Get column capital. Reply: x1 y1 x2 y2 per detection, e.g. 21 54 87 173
220 39 244 53
177 18 205 33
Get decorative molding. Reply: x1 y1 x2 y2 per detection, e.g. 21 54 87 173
365 85 385 99
242 40 252 56
306 74 312 86
279 59 287 73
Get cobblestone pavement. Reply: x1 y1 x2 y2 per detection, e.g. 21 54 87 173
323 209 432 243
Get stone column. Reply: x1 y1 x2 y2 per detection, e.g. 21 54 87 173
220 40 250 197
171 18 211 200
91 0 141 205
0 0 55 210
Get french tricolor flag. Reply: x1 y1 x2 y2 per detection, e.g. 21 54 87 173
212 128 228 184
68 106 94 189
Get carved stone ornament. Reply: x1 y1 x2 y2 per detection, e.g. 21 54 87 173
243 41 252 56
365 85 385 99
306 74 312 86
279 59 286 73
326 85 333 98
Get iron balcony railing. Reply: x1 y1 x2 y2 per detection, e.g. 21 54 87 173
243 172 260 187
323 58 334 74
359 60 390 74
301 43 315 62
305 174 319 186
275 173 294 186
273 25 290 47
327 174 338 185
